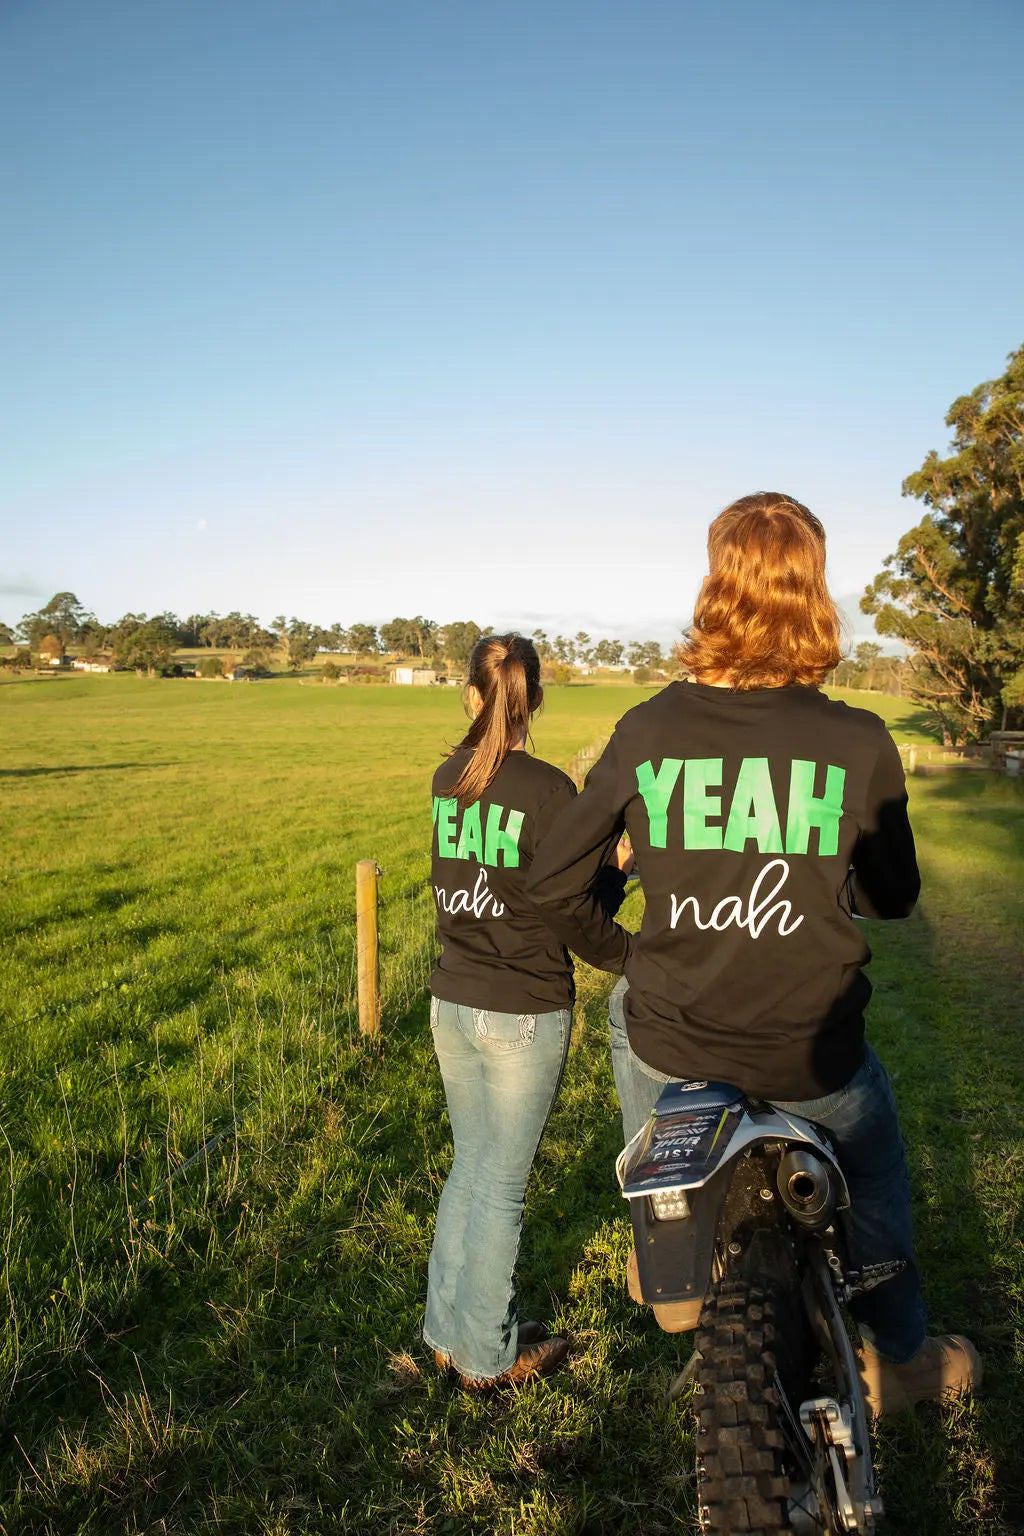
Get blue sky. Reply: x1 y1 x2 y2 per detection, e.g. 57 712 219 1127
2 0 1022 646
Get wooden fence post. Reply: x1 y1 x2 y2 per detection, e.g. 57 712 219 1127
908 746 917 776
356 860 381 1036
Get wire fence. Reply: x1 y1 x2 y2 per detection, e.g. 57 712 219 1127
0 867 438 1417
566 736 610 789
1 742 615 1416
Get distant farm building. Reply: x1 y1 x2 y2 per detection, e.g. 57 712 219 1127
390 667 437 686
72 656 114 673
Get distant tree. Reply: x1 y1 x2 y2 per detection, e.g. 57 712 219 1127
157 611 181 644
531 629 553 661
326 623 349 652
198 613 227 648
627 640 664 669
271 615 288 653
239 647 272 676
1 648 33 670
198 655 223 678
552 634 574 664
18 591 93 661
347 623 380 655
77 617 110 652
854 642 884 689
178 614 206 647
379 616 439 657
592 638 624 667
874 654 909 696
633 665 653 685
214 611 270 649
0 621 13 645
321 660 340 682
411 615 438 658
438 620 482 673
863 343 1024 741
286 619 318 671
574 631 592 665
111 614 178 675
380 618 409 655
106 612 146 653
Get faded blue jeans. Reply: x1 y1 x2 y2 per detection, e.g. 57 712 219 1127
608 977 927 1363
424 995 571 1381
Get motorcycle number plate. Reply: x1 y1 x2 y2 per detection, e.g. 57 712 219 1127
621 1102 746 1197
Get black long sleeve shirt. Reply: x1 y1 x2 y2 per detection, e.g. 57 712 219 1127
429 748 632 1014
527 682 919 1100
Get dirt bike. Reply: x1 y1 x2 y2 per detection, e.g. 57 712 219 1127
618 1078 904 1535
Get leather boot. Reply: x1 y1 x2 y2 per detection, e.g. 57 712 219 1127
858 1334 981 1416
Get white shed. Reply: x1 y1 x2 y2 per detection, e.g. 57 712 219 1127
390 667 437 686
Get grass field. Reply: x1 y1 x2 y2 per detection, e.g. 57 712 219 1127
1 675 1022 1534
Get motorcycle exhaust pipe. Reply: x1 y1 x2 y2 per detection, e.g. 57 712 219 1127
776 1148 838 1231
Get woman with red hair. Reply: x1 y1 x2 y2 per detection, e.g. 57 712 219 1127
528 492 980 1414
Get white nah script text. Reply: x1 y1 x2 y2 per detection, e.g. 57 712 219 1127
435 867 505 919
669 859 803 939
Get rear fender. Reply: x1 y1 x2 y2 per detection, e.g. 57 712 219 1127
617 1080 850 1206
620 1080 850 1308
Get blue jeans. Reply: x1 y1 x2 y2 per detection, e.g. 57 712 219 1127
608 978 927 1363
424 995 572 1381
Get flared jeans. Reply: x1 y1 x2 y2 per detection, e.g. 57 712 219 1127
608 977 928 1363
423 995 571 1381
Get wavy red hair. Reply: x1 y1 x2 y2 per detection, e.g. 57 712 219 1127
676 493 842 689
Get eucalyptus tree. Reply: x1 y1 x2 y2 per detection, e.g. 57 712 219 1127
17 592 94 661
863 344 1023 740
347 623 380 655
438 620 482 672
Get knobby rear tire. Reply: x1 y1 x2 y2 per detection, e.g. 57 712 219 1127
692 1276 799 1535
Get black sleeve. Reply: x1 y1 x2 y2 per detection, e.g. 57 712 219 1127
522 768 632 973
849 734 920 919
591 864 629 918
526 732 633 970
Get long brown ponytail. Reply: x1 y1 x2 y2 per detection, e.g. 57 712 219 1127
449 634 543 807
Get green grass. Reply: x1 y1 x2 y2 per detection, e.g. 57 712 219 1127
1 678 1021 1534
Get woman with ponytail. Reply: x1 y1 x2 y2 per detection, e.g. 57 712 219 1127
425 633 632 1390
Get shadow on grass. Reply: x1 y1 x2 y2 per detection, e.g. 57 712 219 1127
867 902 1023 1533
0 762 169 777
888 706 943 742
911 768 1024 808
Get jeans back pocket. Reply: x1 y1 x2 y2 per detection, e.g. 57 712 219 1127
473 1009 537 1050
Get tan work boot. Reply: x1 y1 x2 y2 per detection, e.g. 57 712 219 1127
432 1320 546 1379
626 1247 703 1333
458 1335 570 1391
858 1334 982 1416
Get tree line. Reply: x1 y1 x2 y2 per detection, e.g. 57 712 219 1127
7 344 1019 725
1 600 672 680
